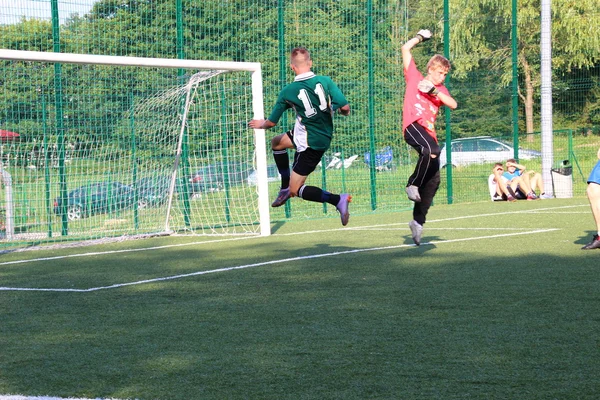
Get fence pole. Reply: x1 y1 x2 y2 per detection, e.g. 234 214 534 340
177 0 192 228
511 0 519 158
367 0 378 210
130 92 139 230
443 0 453 204
42 93 52 238
278 0 291 218
51 0 68 235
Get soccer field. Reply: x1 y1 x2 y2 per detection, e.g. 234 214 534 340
1 198 599 400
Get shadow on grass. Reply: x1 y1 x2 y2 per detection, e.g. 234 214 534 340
576 230 599 247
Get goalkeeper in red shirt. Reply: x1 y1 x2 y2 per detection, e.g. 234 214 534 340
402 29 458 245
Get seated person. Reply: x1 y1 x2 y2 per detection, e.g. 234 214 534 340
524 169 552 199
488 163 517 201
502 159 551 200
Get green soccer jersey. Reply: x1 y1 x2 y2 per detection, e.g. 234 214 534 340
267 72 348 152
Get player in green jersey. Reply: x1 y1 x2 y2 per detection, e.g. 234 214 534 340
248 47 352 226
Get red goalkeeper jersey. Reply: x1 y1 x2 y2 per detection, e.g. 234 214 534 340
402 58 449 142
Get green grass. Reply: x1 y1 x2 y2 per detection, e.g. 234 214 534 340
1 198 599 399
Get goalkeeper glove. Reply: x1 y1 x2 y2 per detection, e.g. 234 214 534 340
416 29 432 43
418 79 439 95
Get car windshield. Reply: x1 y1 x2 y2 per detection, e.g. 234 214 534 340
477 139 507 152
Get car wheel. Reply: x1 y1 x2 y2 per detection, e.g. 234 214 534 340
67 205 83 220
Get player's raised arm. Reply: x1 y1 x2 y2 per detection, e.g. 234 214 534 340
402 29 431 71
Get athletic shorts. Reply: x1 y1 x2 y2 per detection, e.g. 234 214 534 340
588 160 600 185
285 130 326 176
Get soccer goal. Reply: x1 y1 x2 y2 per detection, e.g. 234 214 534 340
0 49 271 243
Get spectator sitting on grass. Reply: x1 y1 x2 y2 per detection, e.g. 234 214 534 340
502 159 552 200
489 163 517 202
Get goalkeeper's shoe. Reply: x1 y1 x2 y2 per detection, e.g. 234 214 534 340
408 220 423 246
271 187 291 207
582 234 600 250
336 193 352 226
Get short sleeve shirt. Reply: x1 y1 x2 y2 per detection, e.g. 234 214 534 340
268 72 348 152
402 58 449 141
588 160 600 185
503 169 522 181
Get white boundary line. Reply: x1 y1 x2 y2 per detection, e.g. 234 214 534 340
0 228 558 293
0 203 586 268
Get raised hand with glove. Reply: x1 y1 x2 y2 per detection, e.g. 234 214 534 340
416 29 432 43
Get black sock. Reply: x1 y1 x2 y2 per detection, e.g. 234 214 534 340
299 185 340 206
273 149 290 189
323 191 340 206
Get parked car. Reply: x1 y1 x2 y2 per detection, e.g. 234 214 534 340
53 181 136 220
247 164 281 186
135 175 172 208
189 162 249 194
439 136 541 168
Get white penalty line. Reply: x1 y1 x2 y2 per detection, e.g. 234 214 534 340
0 228 558 293
352 227 538 231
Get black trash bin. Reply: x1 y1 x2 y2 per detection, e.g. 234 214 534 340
551 160 573 198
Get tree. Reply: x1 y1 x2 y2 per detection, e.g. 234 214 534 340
446 0 600 134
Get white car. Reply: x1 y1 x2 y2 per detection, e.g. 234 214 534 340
439 136 541 168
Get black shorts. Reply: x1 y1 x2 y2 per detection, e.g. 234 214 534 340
515 188 527 199
292 147 325 176
285 130 325 176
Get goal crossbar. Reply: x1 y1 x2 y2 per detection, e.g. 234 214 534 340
0 49 261 72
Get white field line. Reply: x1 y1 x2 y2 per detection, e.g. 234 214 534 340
0 396 133 400
0 235 259 266
525 211 589 214
352 227 537 231
0 203 585 268
422 204 588 223
283 204 589 234
0 228 558 293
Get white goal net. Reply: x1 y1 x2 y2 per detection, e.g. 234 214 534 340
0 49 270 245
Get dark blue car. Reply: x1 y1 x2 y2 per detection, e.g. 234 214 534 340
53 181 136 220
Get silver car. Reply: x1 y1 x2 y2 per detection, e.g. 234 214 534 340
439 136 541 168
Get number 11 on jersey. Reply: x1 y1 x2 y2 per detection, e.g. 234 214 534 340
297 84 328 118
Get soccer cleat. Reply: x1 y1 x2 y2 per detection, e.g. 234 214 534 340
581 234 600 250
271 187 291 207
540 193 553 199
336 193 352 226
405 185 421 202
408 219 423 246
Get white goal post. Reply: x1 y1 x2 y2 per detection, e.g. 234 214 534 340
0 49 271 238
